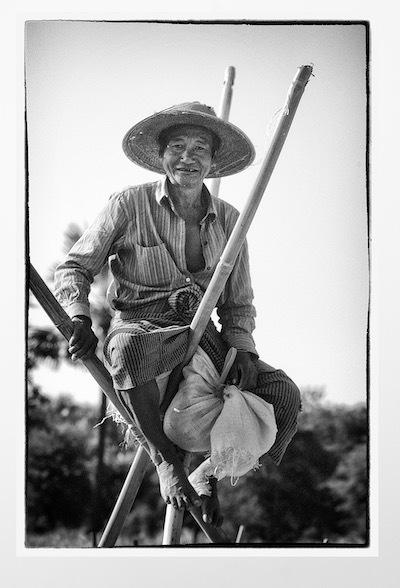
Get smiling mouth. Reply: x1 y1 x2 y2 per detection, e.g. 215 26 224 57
176 167 199 173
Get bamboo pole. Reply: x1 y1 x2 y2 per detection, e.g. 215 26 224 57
160 65 238 544
29 264 152 544
160 65 236 545
29 264 141 431
97 445 150 547
235 525 245 543
160 64 314 416
160 64 313 545
161 452 192 545
187 507 233 544
29 263 232 545
208 66 236 198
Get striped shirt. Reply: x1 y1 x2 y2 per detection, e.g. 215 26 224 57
54 177 257 355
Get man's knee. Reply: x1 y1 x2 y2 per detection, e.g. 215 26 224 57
284 377 302 413
254 368 302 413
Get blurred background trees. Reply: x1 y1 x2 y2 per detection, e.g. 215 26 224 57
26 361 368 546
28 222 114 545
26 226 368 547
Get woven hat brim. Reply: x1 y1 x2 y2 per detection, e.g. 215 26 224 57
122 109 255 178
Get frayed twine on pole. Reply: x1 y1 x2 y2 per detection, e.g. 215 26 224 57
94 402 144 449
247 105 289 169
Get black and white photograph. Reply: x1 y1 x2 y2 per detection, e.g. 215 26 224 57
7 2 400 583
25 19 369 551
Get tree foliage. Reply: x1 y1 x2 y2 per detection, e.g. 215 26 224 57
25 384 368 546
28 222 114 541
26 392 94 532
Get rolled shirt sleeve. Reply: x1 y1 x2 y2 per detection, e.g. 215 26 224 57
54 192 128 319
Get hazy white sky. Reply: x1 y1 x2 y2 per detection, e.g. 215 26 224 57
26 20 368 405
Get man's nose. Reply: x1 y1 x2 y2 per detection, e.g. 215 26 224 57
180 147 196 160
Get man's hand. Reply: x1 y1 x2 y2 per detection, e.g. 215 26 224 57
227 350 258 391
68 316 98 362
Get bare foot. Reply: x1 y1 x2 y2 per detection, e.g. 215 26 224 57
200 477 223 527
156 459 201 510
187 457 223 527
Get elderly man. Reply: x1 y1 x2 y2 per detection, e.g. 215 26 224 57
54 102 301 527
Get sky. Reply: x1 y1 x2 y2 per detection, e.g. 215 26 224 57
25 20 369 406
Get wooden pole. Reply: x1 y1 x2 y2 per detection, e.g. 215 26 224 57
161 65 237 546
29 263 141 431
29 263 232 545
208 66 236 198
160 64 314 417
97 445 150 547
235 525 245 543
161 452 192 545
29 264 152 543
160 64 313 543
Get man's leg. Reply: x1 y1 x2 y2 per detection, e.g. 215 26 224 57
252 363 302 466
116 380 201 511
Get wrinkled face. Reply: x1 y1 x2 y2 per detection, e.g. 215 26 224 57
160 125 214 188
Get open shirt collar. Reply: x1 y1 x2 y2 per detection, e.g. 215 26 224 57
156 176 217 223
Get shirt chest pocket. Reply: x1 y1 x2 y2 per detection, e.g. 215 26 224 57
133 242 182 288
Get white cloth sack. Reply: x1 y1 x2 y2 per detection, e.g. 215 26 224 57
163 347 223 452
163 347 277 480
210 384 277 480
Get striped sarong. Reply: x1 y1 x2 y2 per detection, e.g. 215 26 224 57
103 295 301 466
103 310 228 389
252 364 301 465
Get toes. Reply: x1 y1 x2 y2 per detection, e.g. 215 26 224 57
202 511 222 526
184 488 201 510
157 460 201 510
168 492 199 511
201 500 214 524
200 494 223 527
191 494 202 509
171 497 183 510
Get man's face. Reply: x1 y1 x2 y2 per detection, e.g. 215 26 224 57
161 125 214 189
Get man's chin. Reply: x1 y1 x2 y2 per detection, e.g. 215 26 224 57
174 173 202 186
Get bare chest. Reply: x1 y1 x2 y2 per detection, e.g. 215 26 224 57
173 198 207 274
184 220 205 274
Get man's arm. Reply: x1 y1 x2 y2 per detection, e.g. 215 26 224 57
54 191 128 359
216 239 259 390
217 240 258 352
